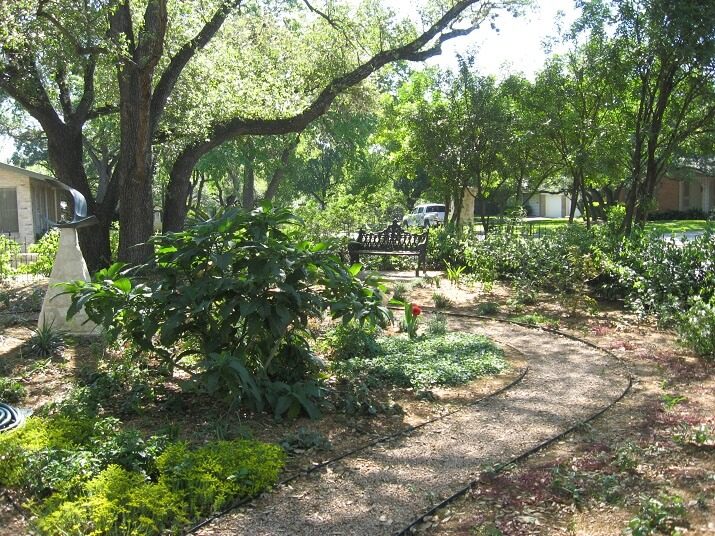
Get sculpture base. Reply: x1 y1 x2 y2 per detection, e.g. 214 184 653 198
38 227 98 335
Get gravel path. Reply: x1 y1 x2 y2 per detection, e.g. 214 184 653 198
197 319 630 536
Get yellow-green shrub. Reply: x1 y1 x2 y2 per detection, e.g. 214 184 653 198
0 416 95 487
1 416 284 535
36 465 187 536
157 439 284 516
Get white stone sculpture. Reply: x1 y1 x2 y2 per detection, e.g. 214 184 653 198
38 227 97 335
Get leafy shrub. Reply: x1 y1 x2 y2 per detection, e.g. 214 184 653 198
648 209 706 221
334 332 506 389
0 416 96 491
597 230 715 320
26 228 59 276
0 415 168 498
475 301 499 315
280 428 332 453
677 296 715 359
36 465 188 536
426 224 464 269
319 322 381 361
0 235 19 279
426 312 447 336
1 414 283 535
0 377 26 402
156 439 284 516
627 494 687 536
391 282 408 302
432 292 453 309
263 380 323 420
512 279 537 305
64 206 390 414
329 371 404 416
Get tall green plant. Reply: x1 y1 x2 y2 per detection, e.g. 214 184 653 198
64 205 390 415
0 235 19 279
26 228 59 276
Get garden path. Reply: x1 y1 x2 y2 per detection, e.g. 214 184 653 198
196 318 630 536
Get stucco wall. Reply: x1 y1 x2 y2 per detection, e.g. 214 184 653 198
0 168 33 244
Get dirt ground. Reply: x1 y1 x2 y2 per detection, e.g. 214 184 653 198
1 274 713 535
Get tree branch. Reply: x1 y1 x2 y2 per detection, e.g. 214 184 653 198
164 0 511 231
54 63 74 118
135 0 168 71
264 134 300 201
73 55 98 122
150 0 242 133
87 104 118 120
191 0 496 153
303 0 342 32
36 4 108 55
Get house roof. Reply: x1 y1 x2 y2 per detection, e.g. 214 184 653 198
0 161 68 190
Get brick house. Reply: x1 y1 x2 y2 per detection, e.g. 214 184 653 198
0 162 71 244
656 168 715 214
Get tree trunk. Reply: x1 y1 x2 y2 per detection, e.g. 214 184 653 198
568 171 581 223
115 68 158 264
45 124 113 271
242 160 255 209
111 0 167 264
263 136 300 202
195 172 206 209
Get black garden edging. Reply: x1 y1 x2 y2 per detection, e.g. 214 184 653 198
395 314 634 535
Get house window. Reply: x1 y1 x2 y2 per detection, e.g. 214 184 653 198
0 188 19 233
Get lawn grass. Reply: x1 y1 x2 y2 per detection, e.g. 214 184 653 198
499 218 712 236
645 220 713 234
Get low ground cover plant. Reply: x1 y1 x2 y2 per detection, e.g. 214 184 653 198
0 412 284 535
333 332 506 389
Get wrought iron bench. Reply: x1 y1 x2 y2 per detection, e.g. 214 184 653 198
348 220 429 276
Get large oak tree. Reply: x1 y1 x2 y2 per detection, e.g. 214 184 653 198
1 0 526 267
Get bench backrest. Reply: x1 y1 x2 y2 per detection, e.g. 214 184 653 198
355 220 428 251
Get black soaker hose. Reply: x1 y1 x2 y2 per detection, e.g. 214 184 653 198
0 403 23 432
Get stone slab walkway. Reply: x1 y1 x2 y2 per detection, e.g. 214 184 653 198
197 318 630 536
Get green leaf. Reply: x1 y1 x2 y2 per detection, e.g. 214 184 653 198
112 278 132 292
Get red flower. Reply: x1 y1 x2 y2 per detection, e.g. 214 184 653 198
411 304 422 316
